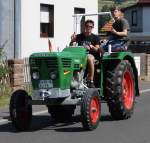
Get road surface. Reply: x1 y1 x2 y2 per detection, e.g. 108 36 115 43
0 81 150 143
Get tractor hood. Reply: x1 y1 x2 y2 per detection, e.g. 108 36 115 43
30 46 87 66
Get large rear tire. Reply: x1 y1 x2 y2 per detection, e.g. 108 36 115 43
9 90 32 131
81 89 101 130
105 60 135 120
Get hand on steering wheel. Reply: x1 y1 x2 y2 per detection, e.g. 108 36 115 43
83 44 91 51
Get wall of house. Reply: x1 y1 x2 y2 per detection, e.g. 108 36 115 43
124 6 150 40
124 6 143 33
20 0 98 58
143 7 150 35
0 0 14 59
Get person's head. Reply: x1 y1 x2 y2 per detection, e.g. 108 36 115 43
84 20 94 35
111 6 124 20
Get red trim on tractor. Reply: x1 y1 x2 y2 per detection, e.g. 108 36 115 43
122 70 134 110
90 96 100 124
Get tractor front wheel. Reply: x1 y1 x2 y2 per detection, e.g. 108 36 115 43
81 89 101 130
9 90 32 131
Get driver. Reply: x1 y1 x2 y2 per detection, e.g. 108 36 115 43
70 20 103 88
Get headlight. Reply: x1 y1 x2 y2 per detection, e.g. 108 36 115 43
32 71 39 79
50 71 57 80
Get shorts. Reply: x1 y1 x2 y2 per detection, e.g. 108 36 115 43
88 51 101 60
102 39 128 52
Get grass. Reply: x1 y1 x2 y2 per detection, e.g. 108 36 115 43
0 84 32 108
0 95 11 107
0 85 12 107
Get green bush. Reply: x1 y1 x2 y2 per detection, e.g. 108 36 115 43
0 48 9 76
0 85 12 107
0 65 9 79
0 48 12 106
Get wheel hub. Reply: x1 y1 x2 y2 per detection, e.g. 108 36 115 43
90 96 100 124
122 70 134 110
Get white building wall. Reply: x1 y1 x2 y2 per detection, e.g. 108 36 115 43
20 0 98 58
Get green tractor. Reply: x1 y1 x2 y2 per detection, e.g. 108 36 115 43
9 46 139 131
9 13 140 131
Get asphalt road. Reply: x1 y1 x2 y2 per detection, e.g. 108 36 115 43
0 81 150 143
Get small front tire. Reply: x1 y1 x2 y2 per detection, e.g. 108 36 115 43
81 89 101 130
9 90 32 131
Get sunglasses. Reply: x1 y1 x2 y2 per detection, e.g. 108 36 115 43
85 25 94 28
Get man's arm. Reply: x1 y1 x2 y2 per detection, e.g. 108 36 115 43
89 44 100 52
71 32 77 42
111 28 128 37
70 32 77 46
89 35 104 54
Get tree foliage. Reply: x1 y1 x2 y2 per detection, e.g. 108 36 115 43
98 0 137 12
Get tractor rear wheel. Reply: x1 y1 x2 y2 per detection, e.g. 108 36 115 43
105 60 135 120
9 90 32 131
81 89 101 130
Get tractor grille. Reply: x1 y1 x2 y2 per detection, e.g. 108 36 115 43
30 57 58 69
62 58 72 68
74 64 80 69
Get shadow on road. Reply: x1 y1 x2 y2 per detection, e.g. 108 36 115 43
100 114 114 122
54 115 114 132
0 114 113 133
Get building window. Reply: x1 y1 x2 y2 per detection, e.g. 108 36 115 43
132 10 137 26
74 7 85 33
74 7 85 14
40 4 54 38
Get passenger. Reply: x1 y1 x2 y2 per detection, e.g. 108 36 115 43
70 20 103 88
103 6 130 52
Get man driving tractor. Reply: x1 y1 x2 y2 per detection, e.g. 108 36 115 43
70 20 104 88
